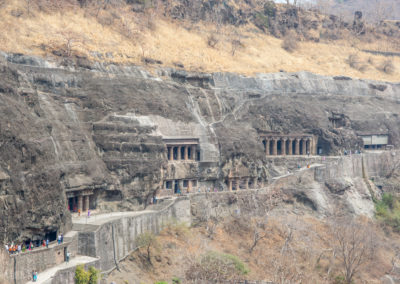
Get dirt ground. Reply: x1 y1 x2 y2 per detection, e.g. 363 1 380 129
107 214 399 284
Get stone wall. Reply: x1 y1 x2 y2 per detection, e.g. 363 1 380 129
50 259 100 284
3 242 68 284
78 197 191 271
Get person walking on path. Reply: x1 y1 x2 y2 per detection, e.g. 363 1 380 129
88 209 91 218
57 234 61 245
46 239 49 249
61 233 64 243
66 251 70 263
78 209 81 216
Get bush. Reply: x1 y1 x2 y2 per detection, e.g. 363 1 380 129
282 31 299 52
263 1 277 17
375 193 400 232
380 59 395 74
207 33 219 48
136 231 160 265
185 251 249 282
254 12 269 31
74 265 99 284
164 220 190 237
348 53 368 72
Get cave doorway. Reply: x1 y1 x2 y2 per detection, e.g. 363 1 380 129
188 147 192 159
269 141 273 155
299 140 304 155
277 140 282 155
167 147 171 160
45 231 57 242
317 138 331 155
174 181 179 194
68 197 77 212
180 147 185 159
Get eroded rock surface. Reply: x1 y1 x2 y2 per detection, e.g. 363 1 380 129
0 53 399 242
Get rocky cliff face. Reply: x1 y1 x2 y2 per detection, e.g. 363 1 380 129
0 52 399 243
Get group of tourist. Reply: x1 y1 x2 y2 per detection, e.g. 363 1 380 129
4 233 65 255
31 271 38 282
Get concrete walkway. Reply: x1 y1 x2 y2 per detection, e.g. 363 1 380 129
26 256 98 284
73 210 157 226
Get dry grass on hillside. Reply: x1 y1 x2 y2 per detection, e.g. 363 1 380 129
107 214 398 284
0 0 399 81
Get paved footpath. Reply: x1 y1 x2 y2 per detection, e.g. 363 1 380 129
72 210 157 226
26 256 98 284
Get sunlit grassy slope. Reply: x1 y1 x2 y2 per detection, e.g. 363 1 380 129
0 0 399 81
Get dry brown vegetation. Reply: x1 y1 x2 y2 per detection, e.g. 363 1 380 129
0 0 398 81
107 214 398 284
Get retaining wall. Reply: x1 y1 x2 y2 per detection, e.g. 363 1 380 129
3 242 68 284
77 197 191 271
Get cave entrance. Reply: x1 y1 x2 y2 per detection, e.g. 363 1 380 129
68 197 77 212
188 147 192 159
277 140 282 155
299 140 304 155
167 147 172 160
174 181 179 194
180 147 185 159
45 231 57 242
317 138 331 155
173 147 178 160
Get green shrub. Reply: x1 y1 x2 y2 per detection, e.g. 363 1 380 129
88 266 99 284
165 219 190 237
254 12 269 31
375 193 400 232
186 251 249 281
172 277 181 284
75 265 90 284
263 1 277 17
74 265 100 284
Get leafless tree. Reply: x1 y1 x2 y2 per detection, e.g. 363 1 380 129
59 31 87 57
330 216 377 284
271 223 305 284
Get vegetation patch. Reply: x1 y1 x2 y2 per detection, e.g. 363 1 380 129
375 193 400 231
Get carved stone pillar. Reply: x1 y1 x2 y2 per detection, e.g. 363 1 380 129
253 177 257 189
307 138 311 155
282 138 287 156
184 146 189 160
288 139 293 155
235 178 240 190
295 139 300 155
191 146 196 160
188 180 192 192
302 139 307 155
85 196 90 211
272 138 278 155
178 180 183 192
78 195 83 213
265 139 270 156
245 178 249 190
177 146 182 160
168 147 173 161
228 179 232 191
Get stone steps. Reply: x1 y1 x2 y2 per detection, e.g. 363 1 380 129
26 255 99 284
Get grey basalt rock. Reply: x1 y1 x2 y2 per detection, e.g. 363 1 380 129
0 53 399 242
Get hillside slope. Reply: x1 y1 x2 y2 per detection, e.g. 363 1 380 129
0 0 398 81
